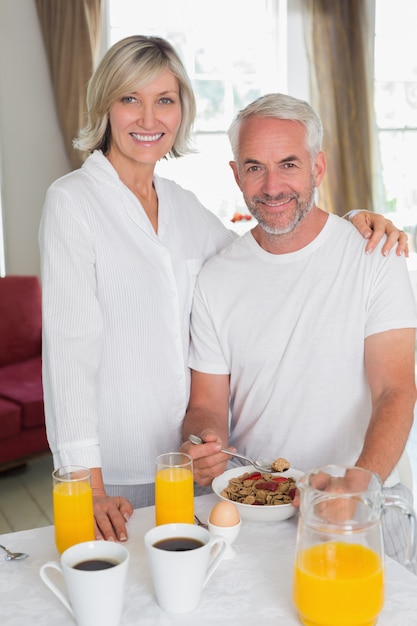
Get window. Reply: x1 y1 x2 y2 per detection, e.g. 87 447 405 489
106 0 290 230
374 0 417 252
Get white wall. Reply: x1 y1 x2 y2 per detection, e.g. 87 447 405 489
0 0 71 277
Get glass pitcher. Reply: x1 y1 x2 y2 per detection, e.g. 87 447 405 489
292 465 416 626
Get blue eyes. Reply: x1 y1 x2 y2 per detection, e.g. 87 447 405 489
120 96 175 105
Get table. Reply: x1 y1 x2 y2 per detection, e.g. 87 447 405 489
1 494 416 625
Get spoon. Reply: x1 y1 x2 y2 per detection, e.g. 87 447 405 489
188 434 288 474
0 545 29 561
194 514 208 529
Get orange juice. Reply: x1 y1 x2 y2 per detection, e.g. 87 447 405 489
293 542 384 626
53 481 95 554
155 467 194 525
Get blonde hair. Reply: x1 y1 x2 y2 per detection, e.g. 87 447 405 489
74 35 196 158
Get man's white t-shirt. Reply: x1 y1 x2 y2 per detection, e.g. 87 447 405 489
189 214 417 484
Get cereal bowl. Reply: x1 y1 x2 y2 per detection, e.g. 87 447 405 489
211 465 304 523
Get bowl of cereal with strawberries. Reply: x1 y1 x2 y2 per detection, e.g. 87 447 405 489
211 465 303 522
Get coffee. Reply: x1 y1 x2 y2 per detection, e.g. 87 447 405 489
153 537 204 552
73 558 119 571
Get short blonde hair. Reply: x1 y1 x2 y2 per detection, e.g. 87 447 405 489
74 35 196 158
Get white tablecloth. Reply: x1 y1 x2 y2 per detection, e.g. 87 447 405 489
1 494 416 625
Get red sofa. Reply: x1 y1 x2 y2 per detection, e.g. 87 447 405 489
0 275 48 466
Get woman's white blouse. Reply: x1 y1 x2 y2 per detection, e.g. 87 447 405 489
39 151 236 485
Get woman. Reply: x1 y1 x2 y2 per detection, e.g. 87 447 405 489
39 35 406 543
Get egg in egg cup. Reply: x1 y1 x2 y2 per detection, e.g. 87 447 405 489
208 501 241 560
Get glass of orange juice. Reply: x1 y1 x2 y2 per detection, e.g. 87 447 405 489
155 452 194 526
52 466 95 554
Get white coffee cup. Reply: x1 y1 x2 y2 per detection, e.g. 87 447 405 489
144 522 226 613
39 540 129 626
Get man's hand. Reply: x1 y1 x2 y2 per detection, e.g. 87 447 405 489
93 493 133 542
180 429 234 486
292 468 372 521
346 210 409 257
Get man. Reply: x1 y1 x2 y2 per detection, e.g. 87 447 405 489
181 93 417 568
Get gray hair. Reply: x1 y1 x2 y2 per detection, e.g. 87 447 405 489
74 35 196 158
228 93 323 160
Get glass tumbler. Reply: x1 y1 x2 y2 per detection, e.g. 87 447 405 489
155 452 194 526
53 465 95 554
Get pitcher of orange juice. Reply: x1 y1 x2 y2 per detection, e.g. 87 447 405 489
293 464 416 626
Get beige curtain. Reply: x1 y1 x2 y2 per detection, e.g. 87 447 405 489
303 0 377 216
35 0 102 170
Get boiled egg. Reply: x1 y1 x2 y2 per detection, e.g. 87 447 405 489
209 501 240 527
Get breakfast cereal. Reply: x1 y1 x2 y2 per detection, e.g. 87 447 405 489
221 471 296 506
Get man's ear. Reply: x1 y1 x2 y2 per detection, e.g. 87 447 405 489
314 151 326 188
229 161 243 192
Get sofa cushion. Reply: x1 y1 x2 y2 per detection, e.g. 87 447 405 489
0 275 42 367
0 357 44 429
0 397 21 440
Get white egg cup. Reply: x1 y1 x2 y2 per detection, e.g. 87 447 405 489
208 520 241 560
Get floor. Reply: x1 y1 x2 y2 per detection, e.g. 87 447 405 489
0 452 54 534
1 404 417 535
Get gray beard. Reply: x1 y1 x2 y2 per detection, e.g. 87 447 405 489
246 185 316 236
